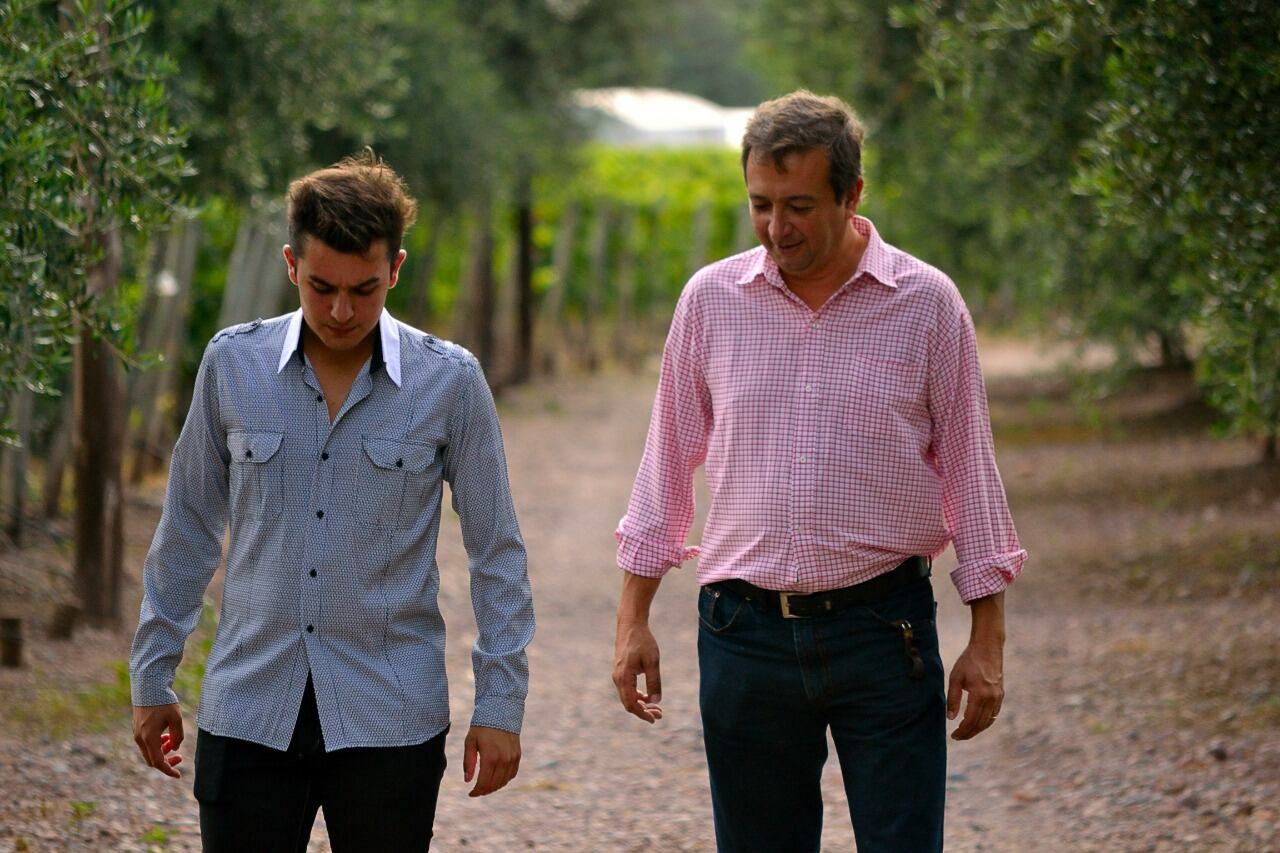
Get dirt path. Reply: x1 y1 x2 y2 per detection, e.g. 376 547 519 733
1 343 1277 851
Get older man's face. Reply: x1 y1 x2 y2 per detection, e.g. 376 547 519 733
747 148 862 285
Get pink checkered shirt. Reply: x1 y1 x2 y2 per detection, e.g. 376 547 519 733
616 216 1025 603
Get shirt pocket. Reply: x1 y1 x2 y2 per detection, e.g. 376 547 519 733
836 356 929 440
361 436 440 531
226 430 284 521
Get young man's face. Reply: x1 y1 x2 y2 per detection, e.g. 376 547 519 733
746 147 863 283
284 237 405 356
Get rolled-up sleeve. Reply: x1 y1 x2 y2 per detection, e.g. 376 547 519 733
129 345 230 706
929 302 1026 603
615 285 713 577
445 358 534 734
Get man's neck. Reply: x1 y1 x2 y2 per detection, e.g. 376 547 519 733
782 223 870 309
302 323 375 375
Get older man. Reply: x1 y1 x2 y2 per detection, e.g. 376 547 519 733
613 91 1024 852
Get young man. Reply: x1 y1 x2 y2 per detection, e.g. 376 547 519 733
130 152 534 851
613 91 1025 852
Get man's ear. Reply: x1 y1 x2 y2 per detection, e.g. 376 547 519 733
844 178 865 217
388 248 407 289
283 245 299 285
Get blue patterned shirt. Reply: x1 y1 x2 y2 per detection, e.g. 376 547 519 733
130 309 534 750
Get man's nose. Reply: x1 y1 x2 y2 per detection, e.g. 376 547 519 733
331 293 354 322
769 212 790 243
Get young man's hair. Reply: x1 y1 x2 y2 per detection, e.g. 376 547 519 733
287 148 418 261
740 90 867 202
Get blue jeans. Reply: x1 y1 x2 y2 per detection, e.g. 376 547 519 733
697 576 946 853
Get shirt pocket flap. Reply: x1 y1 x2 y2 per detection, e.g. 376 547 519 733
227 430 283 463
362 436 436 473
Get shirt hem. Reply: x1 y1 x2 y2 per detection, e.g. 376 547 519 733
196 717 453 753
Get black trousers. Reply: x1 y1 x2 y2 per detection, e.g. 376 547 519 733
195 678 447 852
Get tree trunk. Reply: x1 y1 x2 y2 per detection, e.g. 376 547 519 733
467 200 497 378
642 207 671 353
1157 328 1191 370
73 230 126 627
130 218 199 483
42 395 72 518
219 215 257 329
127 229 170 483
4 388 33 546
613 208 638 367
687 201 712 279
250 213 291 320
408 206 445 331
1265 433 1277 462
581 204 611 372
539 203 578 375
219 210 289 328
512 174 535 386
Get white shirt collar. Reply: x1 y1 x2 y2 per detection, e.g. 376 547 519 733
276 308 402 387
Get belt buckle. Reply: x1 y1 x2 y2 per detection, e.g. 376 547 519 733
778 592 806 619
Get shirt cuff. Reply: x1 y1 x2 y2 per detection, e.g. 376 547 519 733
470 696 526 735
951 548 1026 604
615 531 699 578
131 678 179 708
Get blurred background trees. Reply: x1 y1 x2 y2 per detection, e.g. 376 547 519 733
743 0 1278 457
1 0 1276 632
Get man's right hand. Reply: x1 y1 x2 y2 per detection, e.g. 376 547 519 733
613 619 664 723
133 703 185 778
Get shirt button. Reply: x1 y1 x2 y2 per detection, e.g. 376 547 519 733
306 625 314 633
804 383 813 392
799 455 808 463
396 458 404 468
321 452 329 461
316 510 324 519
316 394 323 402
309 569 317 578
244 449 252 459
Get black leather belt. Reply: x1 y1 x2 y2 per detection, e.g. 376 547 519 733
710 556 931 619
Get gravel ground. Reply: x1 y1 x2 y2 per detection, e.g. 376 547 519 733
1 343 1276 852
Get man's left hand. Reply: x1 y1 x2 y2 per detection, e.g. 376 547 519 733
463 726 521 797
946 639 1003 740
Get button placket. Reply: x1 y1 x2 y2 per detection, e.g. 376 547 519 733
296 374 333 647
794 317 821 540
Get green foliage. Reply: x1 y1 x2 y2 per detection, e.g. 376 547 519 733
180 197 240 381
0 0 186 441
741 0 1279 453
140 824 170 846
1078 0 1280 447
145 0 403 200
541 146 747 311
640 0 766 106
70 801 98 821
385 146 746 331
553 145 745 210
375 0 510 208
923 0 1280 448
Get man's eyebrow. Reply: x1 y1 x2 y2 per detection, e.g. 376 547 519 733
748 193 818 202
308 275 380 289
